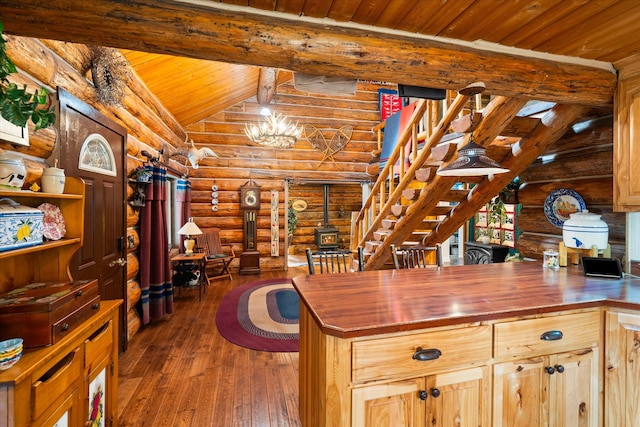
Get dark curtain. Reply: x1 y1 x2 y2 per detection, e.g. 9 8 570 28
139 165 174 324
175 178 192 253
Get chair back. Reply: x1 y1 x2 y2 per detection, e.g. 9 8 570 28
306 248 364 274
391 244 442 269
198 228 224 255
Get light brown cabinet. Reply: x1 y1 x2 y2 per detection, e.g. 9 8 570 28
300 305 602 426
0 176 121 426
614 63 640 211
0 301 120 427
605 310 640 427
492 311 601 427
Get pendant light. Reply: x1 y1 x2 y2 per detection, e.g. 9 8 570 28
437 83 509 177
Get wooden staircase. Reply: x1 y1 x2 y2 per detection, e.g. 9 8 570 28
353 86 590 271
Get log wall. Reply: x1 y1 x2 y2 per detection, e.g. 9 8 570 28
516 119 626 262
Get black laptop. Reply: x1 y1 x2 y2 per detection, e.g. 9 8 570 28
582 257 624 279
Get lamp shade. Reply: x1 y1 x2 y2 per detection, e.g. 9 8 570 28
177 218 203 237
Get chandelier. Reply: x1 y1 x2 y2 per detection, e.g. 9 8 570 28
244 113 304 148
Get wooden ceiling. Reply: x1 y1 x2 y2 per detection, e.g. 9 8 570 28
3 0 640 128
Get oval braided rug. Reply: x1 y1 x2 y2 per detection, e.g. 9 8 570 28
215 278 299 352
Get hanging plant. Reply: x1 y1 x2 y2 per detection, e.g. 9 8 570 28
0 22 56 130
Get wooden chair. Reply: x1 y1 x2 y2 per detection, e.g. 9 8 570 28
306 247 364 274
197 228 235 283
390 244 443 269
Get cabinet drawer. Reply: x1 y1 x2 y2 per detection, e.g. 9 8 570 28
31 347 83 421
352 325 491 383
494 311 600 359
85 320 113 374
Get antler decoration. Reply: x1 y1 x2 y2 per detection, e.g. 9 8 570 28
160 137 219 169
304 124 353 168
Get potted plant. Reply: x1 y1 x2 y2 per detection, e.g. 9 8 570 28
499 177 521 204
287 202 298 249
0 22 56 130
486 196 507 228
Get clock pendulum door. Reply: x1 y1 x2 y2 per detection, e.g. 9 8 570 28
240 209 261 274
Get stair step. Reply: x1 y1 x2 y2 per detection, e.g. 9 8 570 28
402 188 421 200
373 229 390 241
390 204 405 217
365 241 381 253
381 218 397 229
415 167 436 182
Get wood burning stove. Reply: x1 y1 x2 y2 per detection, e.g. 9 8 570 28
315 184 339 250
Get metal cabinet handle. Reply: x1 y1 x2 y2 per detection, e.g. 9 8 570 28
419 390 428 401
545 366 555 375
540 330 563 341
555 364 565 373
431 388 441 398
109 257 127 267
412 347 442 361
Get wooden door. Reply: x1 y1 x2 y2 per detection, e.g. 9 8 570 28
551 349 599 427
493 357 548 427
58 89 127 352
426 367 488 427
352 378 425 426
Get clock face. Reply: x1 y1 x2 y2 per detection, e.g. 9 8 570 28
241 186 260 209
244 190 257 206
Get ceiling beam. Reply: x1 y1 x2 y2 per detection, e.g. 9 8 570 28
0 0 616 106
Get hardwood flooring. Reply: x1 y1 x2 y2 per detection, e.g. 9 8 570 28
117 265 308 426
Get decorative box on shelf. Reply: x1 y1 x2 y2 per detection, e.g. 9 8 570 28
0 198 44 251
0 280 100 348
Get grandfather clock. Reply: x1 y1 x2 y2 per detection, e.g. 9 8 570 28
239 180 261 274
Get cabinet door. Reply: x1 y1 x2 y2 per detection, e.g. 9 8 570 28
352 378 425 427
550 348 599 427
85 355 112 427
606 311 640 427
426 366 489 427
493 357 547 427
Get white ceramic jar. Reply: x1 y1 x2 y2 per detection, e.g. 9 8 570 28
41 167 66 194
562 210 608 249
0 153 27 189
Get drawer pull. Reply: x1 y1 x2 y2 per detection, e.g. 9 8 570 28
555 364 565 373
540 330 563 341
92 303 100 309
413 347 442 361
419 390 428 401
75 290 83 297
431 388 440 398
545 366 555 375
61 323 70 332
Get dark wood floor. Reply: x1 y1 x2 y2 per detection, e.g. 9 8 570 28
117 263 308 426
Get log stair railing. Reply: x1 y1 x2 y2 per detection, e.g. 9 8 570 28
353 85 591 271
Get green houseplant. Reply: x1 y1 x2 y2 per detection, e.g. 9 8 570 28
0 22 56 130
287 202 298 244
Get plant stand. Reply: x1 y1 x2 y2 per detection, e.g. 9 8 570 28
558 241 611 267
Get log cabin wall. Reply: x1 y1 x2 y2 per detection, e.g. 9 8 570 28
516 116 626 263
184 79 381 266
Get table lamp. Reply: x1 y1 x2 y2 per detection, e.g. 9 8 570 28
177 218 203 255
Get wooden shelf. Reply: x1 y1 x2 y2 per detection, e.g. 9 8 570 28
0 189 82 200
0 238 82 260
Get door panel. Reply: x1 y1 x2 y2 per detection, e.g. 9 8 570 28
58 88 127 352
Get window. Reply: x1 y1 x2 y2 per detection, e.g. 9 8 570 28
78 133 117 176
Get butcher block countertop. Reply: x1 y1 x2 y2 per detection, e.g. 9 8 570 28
292 262 640 338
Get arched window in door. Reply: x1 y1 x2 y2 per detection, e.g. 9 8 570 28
78 133 117 176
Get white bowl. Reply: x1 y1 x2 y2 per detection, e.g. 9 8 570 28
0 338 23 353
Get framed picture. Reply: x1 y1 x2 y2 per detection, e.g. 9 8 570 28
490 228 501 244
476 211 488 227
502 229 516 248
502 212 515 230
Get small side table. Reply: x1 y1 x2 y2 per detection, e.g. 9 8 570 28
558 242 611 267
171 252 207 301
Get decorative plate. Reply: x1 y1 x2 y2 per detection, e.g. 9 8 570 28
291 199 308 212
543 188 586 228
38 203 67 240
